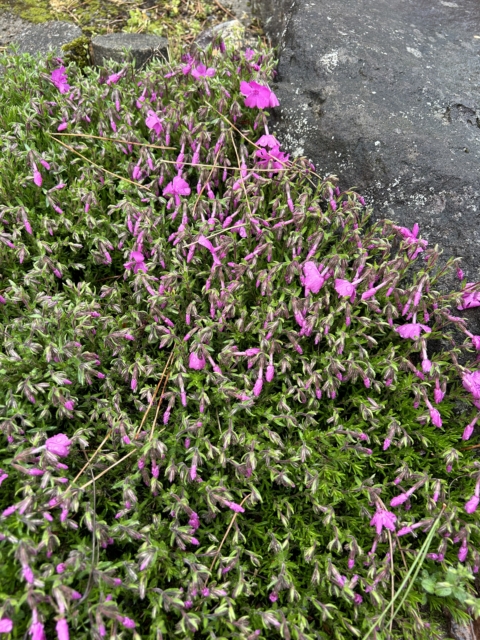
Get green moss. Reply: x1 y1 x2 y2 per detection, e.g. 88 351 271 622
0 0 55 23
61 35 91 69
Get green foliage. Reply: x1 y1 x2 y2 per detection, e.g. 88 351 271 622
422 566 480 619
0 41 479 640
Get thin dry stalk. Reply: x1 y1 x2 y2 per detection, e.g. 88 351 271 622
149 369 171 442
134 350 175 439
79 448 137 491
206 494 250 582
52 132 174 150
48 134 152 191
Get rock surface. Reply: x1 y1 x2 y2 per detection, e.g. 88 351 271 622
9 19 82 56
90 33 168 68
0 11 32 47
254 0 480 283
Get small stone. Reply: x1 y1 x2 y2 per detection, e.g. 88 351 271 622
90 33 168 69
11 20 82 57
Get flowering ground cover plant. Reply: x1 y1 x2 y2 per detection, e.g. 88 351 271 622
1 40 480 640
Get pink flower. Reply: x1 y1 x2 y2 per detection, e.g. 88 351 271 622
106 71 123 85
257 134 279 148
245 48 255 60
33 163 42 187
240 81 279 109
0 618 13 633
253 376 263 397
396 323 431 339
422 359 432 373
51 67 70 94
458 544 468 562
120 618 136 630
302 262 329 296
124 251 147 274
56 563 66 574
465 495 479 514
198 235 221 266
354 594 363 605
463 370 480 399
56 619 69 640
64 400 74 411
269 592 278 603
189 352 206 370
0 472 8 486
390 493 408 507
145 110 163 136
463 416 479 441
255 146 289 171
29 621 46 640
335 278 357 298
191 64 216 79
163 175 191 207
225 500 245 513
22 565 34 583
458 283 480 310
429 407 442 428
266 364 275 382
369 508 397 535
45 433 71 457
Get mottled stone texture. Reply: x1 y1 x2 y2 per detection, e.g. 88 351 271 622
255 0 480 282
13 21 82 56
91 33 168 68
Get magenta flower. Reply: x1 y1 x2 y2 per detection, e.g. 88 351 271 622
257 134 279 148
163 175 191 207
33 163 42 187
245 48 255 60
266 363 275 382
0 619 13 633
197 235 221 266
64 400 75 411
145 110 163 136
429 407 442 428
390 493 408 507
45 433 71 457
22 565 34 583
29 621 46 640
240 81 279 109
458 283 480 310
124 251 147 274
335 278 357 298
302 262 329 296
0 471 8 486
255 146 289 172
465 495 479 514
56 563 66 574
191 64 216 79
396 323 431 339
269 592 278 603
462 370 480 399
51 67 70 94
106 71 123 85
56 619 69 640
394 222 428 258
120 618 136 630
370 508 397 535
225 500 245 513
189 352 206 370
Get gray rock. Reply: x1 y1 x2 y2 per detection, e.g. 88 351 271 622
0 11 32 47
194 19 246 51
11 20 82 57
90 33 168 69
254 0 480 283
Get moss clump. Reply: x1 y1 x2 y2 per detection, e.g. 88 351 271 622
61 35 91 69
0 0 54 23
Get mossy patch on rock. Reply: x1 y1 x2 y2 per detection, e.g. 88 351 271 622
61 34 91 68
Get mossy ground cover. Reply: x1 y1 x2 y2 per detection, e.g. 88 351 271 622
1 30 480 640
0 0 257 44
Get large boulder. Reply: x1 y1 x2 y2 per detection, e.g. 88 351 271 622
253 0 480 282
